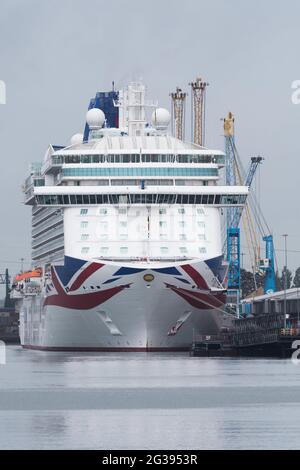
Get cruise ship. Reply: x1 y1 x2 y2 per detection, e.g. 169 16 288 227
12 82 248 351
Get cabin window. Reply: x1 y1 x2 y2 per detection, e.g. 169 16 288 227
81 155 91 164
197 208 205 215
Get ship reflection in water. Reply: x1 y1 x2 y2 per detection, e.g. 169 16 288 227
0 345 300 449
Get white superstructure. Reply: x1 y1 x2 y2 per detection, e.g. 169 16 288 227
15 82 248 351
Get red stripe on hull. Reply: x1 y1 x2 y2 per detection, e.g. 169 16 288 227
166 282 226 310
44 283 129 309
175 286 226 308
181 264 208 289
69 262 104 291
169 287 209 309
46 267 130 309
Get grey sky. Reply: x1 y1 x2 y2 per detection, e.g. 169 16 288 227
0 0 299 282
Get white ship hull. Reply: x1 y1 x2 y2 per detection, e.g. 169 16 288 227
19 255 228 351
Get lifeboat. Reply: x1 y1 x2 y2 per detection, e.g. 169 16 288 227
15 267 42 282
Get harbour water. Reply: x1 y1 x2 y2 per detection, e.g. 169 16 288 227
0 345 300 449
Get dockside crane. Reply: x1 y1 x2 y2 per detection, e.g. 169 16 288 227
223 112 241 311
229 156 263 228
241 156 276 295
0 269 12 308
259 236 276 294
223 113 276 306
224 113 265 312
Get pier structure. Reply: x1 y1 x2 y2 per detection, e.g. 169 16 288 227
191 287 300 357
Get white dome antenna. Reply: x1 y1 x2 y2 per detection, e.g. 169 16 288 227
151 108 171 130
86 108 105 130
70 133 83 146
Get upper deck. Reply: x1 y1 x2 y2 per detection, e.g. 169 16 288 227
23 82 248 208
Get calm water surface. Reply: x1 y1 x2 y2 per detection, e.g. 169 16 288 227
0 345 300 449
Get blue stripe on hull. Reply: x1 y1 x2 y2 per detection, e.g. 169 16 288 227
55 256 86 286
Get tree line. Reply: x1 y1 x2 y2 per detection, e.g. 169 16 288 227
241 267 300 298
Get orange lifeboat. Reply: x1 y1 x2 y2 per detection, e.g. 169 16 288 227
15 267 42 282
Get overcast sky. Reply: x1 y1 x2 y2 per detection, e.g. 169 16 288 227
0 0 299 283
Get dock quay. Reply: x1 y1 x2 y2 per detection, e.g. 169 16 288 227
0 308 19 343
190 312 300 358
190 287 300 358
